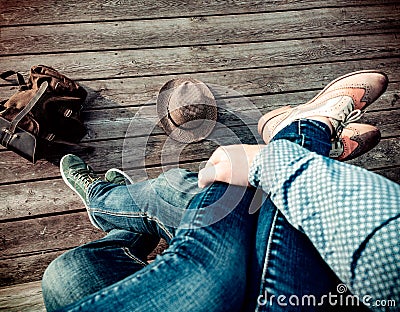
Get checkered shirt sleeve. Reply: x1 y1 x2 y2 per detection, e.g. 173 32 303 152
249 139 400 311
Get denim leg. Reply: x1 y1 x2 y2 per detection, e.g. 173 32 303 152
250 198 370 312
247 120 370 311
87 168 203 242
55 183 257 312
42 229 159 312
271 119 331 156
253 139 400 309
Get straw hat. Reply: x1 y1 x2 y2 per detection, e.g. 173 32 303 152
156 78 217 143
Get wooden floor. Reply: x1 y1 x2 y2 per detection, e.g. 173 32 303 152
0 0 399 310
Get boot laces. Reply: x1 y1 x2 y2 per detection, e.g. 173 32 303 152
70 167 99 190
334 109 364 140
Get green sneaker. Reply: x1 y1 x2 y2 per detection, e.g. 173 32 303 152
105 168 134 185
60 154 100 206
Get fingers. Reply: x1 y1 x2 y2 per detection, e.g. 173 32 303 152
198 147 230 188
204 146 223 168
198 165 217 188
198 144 264 188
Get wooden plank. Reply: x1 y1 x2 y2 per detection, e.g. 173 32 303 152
0 281 45 312
0 161 202 220
360 109 400 136
1 34 399 81
1 58 399 110
0 158 60 185
0 250 63 286
0 179 85 221
0 212 103 259
349 137 400 170
28 89 394 145
0 238 166 308
1 0 396 26
123 137 400 179
374 167 400 184
83 106 400 142
2 5 399 56
0 239 168 287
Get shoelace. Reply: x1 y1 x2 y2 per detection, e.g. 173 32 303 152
70 168 99 190
334 109 364 140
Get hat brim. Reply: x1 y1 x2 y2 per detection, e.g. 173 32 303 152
156 78 217 143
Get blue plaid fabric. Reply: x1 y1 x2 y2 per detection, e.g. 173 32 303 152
249 139 400 311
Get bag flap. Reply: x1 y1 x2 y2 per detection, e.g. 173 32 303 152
0 116 37 163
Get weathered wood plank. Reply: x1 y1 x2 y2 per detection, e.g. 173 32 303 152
0 212 103 259
0 281 45 312
1 34 399 81
82 106 400 142
0 158 59 184
0 179 84 221
1 58 399 110
348 137 400 170
0 161 202 220
374 167 400 185
360 109 400 135
0 250 64 287
0 131 219 184
0 238 168 287
2 5 399 56
0 237 166 307
1 0 396 26
6 85 388 146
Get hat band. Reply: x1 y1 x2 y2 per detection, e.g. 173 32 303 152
167 110 205 131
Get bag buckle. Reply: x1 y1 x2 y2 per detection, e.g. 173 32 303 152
1 127 17 147
64 109 73 117
45 133 55 141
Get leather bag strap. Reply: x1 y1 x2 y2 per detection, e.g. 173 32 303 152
1 81 48 146
0 70 27 89
9 81 48 132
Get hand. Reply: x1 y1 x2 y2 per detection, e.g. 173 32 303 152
198 144 265 188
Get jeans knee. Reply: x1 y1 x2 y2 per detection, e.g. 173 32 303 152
42 248 92 312
42 252 74 311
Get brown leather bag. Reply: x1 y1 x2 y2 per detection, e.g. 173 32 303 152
0 65 87 162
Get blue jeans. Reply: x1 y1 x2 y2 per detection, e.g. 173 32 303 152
43 183 258 312
247 120 368 312
42 120 369 311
